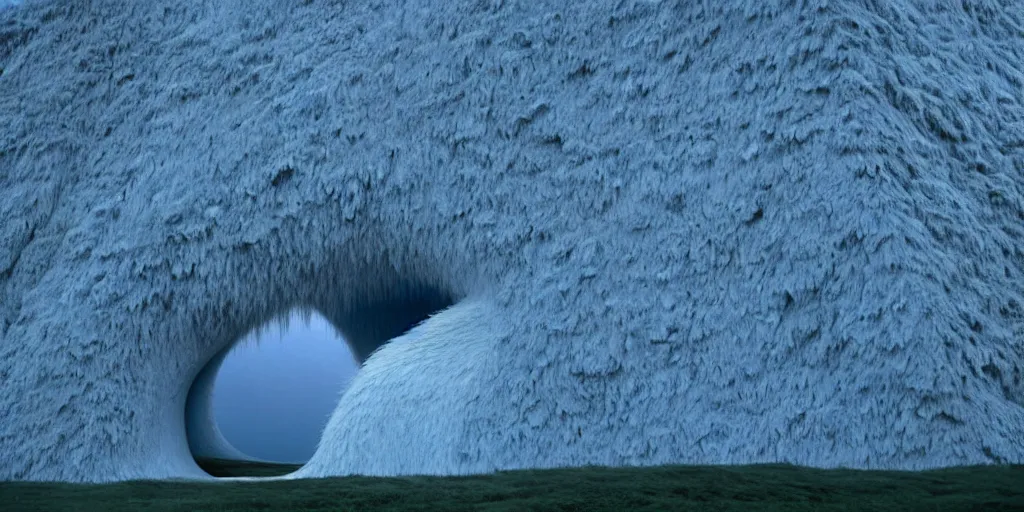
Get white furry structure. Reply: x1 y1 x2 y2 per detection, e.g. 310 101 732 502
0 0 1022 483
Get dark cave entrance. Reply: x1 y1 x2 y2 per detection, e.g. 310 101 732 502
185 280 457 477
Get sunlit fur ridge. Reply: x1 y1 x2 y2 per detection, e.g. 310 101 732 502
0 0 1022 483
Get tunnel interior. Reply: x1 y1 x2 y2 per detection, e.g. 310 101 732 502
332 280 457 363
184 277 458 477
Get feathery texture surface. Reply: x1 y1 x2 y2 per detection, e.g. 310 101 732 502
0 0 1022 482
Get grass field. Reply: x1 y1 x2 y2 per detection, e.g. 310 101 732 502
1 458 1021 511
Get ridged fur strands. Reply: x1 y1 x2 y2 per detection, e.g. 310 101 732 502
0 0 1022 482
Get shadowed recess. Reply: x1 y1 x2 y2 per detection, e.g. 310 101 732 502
332 280 457 364
185 279 457 475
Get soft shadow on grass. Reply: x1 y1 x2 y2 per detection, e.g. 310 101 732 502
2 460 1022 511
197 457 303 478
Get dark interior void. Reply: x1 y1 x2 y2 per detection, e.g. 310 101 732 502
330 281 455 363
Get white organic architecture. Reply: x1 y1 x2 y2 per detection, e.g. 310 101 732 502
1 0 1022 483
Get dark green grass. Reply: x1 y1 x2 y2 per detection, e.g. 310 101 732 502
2 460 1021 512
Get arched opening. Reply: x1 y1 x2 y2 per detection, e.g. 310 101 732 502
184 279 458 478
213 310 356 464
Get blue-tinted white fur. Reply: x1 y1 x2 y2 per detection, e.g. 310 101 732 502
0 0 1022 482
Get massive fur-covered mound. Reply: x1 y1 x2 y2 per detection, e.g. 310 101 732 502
0 0 1022 483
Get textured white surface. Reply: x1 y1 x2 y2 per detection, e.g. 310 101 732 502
0 0 1022 483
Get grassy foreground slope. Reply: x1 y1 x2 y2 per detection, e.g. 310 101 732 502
2 460 1021 511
